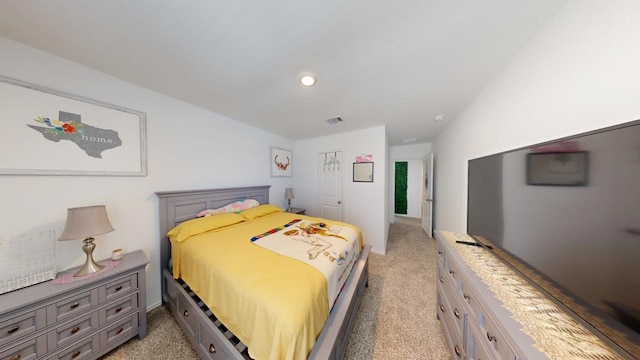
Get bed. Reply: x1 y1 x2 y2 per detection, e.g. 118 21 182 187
156 186 371 360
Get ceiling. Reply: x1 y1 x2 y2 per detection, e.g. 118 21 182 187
0 1 566 145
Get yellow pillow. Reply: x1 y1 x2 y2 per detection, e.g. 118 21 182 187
239 204 282 220
167 212 246 243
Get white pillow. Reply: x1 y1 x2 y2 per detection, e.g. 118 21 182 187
196 199 260 217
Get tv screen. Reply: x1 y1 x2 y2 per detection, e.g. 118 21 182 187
467 120 640 358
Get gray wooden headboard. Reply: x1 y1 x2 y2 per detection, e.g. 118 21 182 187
155 185 271 273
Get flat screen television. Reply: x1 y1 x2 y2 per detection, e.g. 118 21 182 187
467 119 640 359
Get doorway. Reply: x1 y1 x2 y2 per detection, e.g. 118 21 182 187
318 151 343 221
422 153 434 237
393 156 434 237
394 159 422 217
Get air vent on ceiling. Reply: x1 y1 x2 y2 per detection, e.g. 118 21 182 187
326 117 343 125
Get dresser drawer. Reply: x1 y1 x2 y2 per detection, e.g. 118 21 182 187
440 278 465 341
163 270 178 314
466 319 492 360
100 313 138 347
438 261 464 334
176 294 197 340
437 290 465 359
459 275 482 322
102 274 137 303
46 313 99 350
444 253 460 285
0 335 45 360
0 309 46 348
47 291 96 325
476 308 515 360
100 294 138 325
48 335 99 360
197 319 234 360
436 242 446 263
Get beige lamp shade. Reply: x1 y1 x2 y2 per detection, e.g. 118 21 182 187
58 205 114 277
284 188 294 200
59 205 114 241
284 188 294 212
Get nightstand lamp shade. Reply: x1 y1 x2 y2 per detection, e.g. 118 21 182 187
284 188 294 212
59 205 114 277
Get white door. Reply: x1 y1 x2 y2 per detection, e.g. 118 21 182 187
422 153 434 237
318 151 343 221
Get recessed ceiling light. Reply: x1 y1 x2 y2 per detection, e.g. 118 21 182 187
299 71 318 87
402 137 418 143
433 114 446 122
326 117 343 125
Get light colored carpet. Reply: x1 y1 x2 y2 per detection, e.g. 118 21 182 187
102 216 450 359
343 216 450 360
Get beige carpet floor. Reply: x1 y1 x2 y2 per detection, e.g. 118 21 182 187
102 216 450 359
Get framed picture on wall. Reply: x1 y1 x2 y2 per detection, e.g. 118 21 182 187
270 146 292 177
353 162 374 182
0 75 147 176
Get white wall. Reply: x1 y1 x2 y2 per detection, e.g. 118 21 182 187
389 143 432 219
293 126 388 254
432 0 640 232
0 36 295 309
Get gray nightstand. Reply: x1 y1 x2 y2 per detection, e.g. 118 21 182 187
288 207 306 215
0 250 148 360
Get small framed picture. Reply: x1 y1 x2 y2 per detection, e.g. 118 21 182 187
353 162 374 182
526 152 588 186
270 146 292 177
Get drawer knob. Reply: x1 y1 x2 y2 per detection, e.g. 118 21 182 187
453 308 460 319
11 354 21 360
463 293 470 300
449 269 455 275
116 327 124 335
71 326 80 334
115 285 123 292
454 345 462 357
71 350 81 359
209 344 216 353
439 305 445 312
115 306 123 314
7 325 20 334
439 276 444 283
183 310 189 317
438 251 443 255
70 302 80 309
487 331 496 342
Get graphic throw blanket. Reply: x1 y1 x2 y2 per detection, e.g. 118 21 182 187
252 219 360 309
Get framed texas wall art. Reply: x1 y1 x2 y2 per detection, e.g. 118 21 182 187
0 75 147 176
270 146 292 177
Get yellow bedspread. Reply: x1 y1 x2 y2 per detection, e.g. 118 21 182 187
170 211 363 360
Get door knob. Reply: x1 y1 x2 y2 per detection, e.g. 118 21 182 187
338 201 342 204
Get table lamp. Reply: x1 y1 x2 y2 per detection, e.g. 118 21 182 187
284 188 294 212
58 205 114 277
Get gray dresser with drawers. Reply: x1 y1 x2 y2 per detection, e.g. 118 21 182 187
0 250 148 360
435 231 629 360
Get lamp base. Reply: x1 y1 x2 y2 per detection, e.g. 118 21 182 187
74 237 104 277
